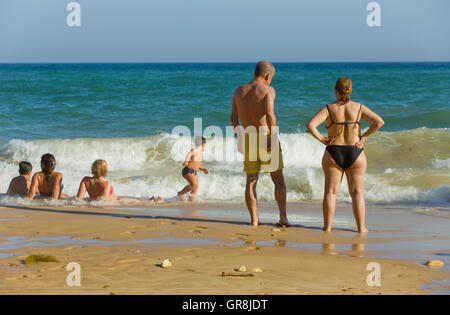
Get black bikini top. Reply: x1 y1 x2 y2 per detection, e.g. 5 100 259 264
325 104 363 129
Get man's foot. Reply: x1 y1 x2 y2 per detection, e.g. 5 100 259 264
250 219 259 227
276 221 290 228
188 195 196 202
177 192 186 202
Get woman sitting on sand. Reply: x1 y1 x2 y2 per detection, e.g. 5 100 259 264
28 153 68 200
307 77 384 233
76 159 163 203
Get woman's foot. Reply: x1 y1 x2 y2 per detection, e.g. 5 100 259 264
358 227 370 234
150 196 164 203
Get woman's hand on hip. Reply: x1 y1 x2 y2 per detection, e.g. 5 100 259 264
356 136 367 149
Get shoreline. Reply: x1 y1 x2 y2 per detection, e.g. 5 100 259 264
0 202 448 295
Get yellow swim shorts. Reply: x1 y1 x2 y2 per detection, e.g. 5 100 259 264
243 133 284 174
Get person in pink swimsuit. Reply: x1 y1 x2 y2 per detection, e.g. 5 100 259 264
76 159 162 203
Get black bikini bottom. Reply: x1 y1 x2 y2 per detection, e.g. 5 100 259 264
182 167 197 177
326 146 363 170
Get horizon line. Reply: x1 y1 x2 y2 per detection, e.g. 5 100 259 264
1 61 450 65
0 60 450 66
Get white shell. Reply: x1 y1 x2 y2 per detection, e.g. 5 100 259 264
162 259 173 268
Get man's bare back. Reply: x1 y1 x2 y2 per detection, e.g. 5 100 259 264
233 82 275 132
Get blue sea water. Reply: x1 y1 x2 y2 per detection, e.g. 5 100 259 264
0 63 448 203
0 62 449 140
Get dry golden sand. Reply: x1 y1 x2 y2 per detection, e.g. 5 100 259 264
0 204 447 295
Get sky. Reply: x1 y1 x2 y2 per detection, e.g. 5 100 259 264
0 0 449 63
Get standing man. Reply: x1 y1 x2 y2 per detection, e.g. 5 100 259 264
231 61 289 227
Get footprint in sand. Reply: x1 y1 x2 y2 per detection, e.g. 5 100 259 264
65 245 80 251
128 225 149 229
120 231 136 236
117 259 141 264
40 266 64 272
184 248 201 252
109 264 133 271
6 274 43 280
244 246 261 252
189 229 202 235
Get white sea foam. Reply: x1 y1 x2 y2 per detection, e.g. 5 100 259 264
432 159 450 169
0 131 448 205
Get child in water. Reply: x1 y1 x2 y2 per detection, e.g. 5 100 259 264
178 136 209 202
7 161 33 197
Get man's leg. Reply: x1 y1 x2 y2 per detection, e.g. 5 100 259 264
245 173 259 226
270 169 288 226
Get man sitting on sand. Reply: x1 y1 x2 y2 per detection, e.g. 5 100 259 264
231 61 289 227
7 161 33 197
178 136 209 202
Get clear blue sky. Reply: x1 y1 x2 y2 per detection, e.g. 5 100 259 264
0 0 449 63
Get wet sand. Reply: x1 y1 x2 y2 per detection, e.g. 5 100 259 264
0 202 448 295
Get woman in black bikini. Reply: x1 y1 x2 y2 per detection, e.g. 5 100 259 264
307 77 384 233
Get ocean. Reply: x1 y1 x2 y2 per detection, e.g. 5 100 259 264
0 63 449 204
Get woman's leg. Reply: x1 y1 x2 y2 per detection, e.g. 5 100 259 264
345 152 369 234
322 150 344 232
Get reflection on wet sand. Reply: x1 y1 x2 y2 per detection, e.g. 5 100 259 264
322 234 366 258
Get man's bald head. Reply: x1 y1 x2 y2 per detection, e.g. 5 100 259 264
254 61 275 78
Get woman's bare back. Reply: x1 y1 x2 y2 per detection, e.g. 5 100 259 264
325 101 363 146
36 172 62 195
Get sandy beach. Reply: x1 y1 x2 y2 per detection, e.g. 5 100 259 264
0 202 448 295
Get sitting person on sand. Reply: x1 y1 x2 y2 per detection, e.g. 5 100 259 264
28 153 68 200
76 159 163 203
7 161 33 197
178 136 209 202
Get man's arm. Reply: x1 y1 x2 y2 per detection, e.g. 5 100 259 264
231 92 240 136
264 87 277 133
